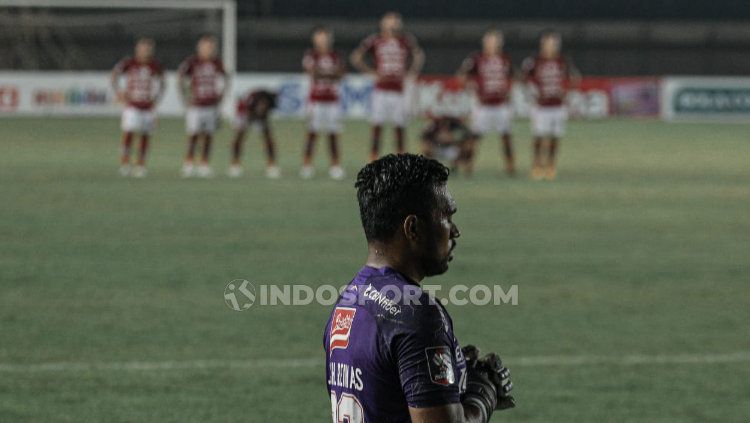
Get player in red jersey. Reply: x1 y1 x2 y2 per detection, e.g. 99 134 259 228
457 29 516 176
351 12 424 161
300 26 346 180
111 38 165 178
522 31 581 180
228 89 279 179
178 35 229 178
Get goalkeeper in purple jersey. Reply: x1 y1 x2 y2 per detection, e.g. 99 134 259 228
324 154 515 422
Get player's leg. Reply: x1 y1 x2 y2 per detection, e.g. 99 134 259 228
326 104 345 180
196 107 217 178
119 107 137 176
392 92 407 154
119 132 134 176
370 125 383 162
301 131 317 179
545 107 566 180
501 133 514 176
465 106 487 176
182 107 199 177
301 102 319 179
369 90 386 161
499 105 515 176
530 107 548 180
546 137 559 180
227 112 248 178
131 109 155 178
262 121 280 179
131 134 150 178
198 133 214 177
227 129 246 177
394 127 406 154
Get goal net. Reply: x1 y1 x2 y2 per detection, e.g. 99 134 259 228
0 0 237 72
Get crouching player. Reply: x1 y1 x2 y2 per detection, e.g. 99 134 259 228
178 35 228 178
421 115 474 174
325 154 515 422
522 31 580 180
111 38 165 178
300 26 346 180
228 89 280 179
457 29 516 176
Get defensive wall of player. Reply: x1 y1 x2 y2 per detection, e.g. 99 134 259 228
1 72 749 122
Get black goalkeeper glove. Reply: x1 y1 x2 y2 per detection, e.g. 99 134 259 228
479 352 515 410
460 345 516 422
460 345 498 423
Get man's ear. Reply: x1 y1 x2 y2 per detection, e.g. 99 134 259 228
403 214 419 242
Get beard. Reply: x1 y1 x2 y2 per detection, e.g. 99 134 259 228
421 252 451 277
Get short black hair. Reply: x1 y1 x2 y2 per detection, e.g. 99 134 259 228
355 154 450 242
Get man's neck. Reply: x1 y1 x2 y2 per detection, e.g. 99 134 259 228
365 242 423 284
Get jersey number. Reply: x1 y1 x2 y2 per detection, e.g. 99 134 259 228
330 392 364 423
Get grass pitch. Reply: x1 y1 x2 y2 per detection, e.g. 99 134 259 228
1 116 749 422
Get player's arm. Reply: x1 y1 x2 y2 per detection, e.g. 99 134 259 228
455 57 471 84
176 61 191 106
520 57 538 101
154 67 166 104
410 403 486 423
217 62 230 102
335 55 346 80
350 37 376 76
407 35 425 77
567 59 582 89
110 60 126 103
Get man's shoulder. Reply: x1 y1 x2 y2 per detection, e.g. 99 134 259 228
339 270 444 333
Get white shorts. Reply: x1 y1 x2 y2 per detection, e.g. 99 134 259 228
308 101 342 134
530 106 567 137
370 89 406 126
186 106 219 135
121 107 156 134
434 145 460 162
472 104 513 135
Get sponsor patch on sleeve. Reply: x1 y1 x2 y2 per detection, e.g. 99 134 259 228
425 345 455 386
329 307 356 355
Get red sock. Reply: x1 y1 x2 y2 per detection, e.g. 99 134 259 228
137 134 149 166
121 132 134 165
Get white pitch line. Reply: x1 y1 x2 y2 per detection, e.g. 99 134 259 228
1 352 748 373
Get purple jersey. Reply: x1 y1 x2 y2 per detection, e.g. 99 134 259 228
324 266 467 422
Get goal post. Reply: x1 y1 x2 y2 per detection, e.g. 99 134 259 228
0 0 237 72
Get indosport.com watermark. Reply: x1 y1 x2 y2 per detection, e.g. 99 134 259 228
223 279 518 311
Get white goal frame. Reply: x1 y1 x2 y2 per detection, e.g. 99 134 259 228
0 0 238 72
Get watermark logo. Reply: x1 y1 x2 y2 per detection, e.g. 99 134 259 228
224 279 256 311
223 280 518 311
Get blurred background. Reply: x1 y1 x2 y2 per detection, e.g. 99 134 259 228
0 1 748 422
3 0 750 74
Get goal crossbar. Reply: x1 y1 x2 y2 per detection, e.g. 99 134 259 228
0 0 237 72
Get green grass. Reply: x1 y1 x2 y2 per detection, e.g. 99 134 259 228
1 116 749 422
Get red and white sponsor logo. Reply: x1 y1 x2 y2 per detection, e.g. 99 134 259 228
425 345 455 386
329 307 356 355
0 86 19 111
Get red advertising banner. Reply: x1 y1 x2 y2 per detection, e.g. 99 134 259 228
413 75 660 119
